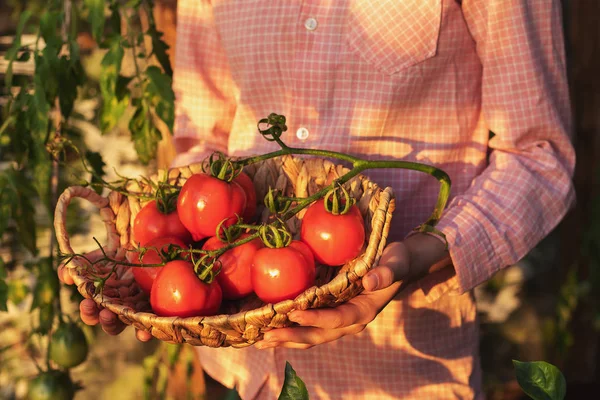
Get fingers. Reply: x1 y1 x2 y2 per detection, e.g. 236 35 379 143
80 299 125 336
257 324 365 349
255 242 412 351
57 264 74 285
99 309 126 336
136 329 153 342
363 241 410 291
66 266 150 341
289 302 365 330
81 299 152 341
80 299 100 326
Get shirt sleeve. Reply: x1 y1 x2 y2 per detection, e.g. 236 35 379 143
429 0 576 296
170 0 238 168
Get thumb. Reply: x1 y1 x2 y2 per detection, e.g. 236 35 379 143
136 329 153 342
362 242 410 292
57 263 74 285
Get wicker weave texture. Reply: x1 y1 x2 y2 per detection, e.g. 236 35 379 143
54 156 395 347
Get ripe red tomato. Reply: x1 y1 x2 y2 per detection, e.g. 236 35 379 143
289 240 316 279
202 233 263 300
177 174 246 241
300 199 365 266
251 241 316 304
126 236 188 294
133 200 193 246
150 260 222 317
233 172 257 222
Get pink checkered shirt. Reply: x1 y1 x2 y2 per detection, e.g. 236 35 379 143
171 0 575 399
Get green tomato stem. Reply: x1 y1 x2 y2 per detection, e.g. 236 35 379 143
236 147 451 232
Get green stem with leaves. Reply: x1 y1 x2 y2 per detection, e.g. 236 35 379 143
235 115 451 234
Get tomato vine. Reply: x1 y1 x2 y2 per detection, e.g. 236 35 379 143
0 0 175 393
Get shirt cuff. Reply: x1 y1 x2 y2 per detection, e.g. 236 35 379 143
407 203 500 303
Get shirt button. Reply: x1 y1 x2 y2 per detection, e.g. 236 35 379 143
304 17 318 31
296 127 310 140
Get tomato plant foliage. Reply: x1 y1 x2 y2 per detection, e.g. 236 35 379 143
513 360 567 400
0 0 175 393
278 362 309 400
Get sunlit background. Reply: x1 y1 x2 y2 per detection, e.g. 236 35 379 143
0 1 599 399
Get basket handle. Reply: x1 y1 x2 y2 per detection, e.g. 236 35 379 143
54 186 120 260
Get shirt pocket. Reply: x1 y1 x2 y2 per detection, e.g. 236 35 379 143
346 0 443 75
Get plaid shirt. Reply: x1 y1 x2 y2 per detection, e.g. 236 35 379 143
171 0 575 398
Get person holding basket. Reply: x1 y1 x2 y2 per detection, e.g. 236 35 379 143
60 0 575 398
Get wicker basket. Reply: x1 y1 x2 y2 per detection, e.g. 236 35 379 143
54 155 395 347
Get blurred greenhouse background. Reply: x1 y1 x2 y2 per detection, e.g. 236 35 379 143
0 0 599 399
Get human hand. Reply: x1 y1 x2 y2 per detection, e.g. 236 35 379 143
255 233 450 349
58 264 153 342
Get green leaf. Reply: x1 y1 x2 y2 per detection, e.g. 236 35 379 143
85 0 106 43
33 157 52 210
31 74 51 136
4 10 32 61
36 45 62 104
69 39 81 66
0 260 8 312
100 36 125 74
0 259 6 280
58 54 85 120
100 38 128 132
14 196 37 255
4 169 38 255
40 11 63 49
278 362 309 400
145 66 174 132
8 92 35 165
149 31 172 77
116 75 134 101
27 71 52 207
4 10 32 88
107 3 121 37
145 66 174 101
0 195 13 238
513 360 567 400
144 2 172 77
85 150 106 194
154 101 174 132
0 174 17 238
129 104 161 164
17 51 31 62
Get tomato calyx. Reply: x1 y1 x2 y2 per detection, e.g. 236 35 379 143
216 215 245 243
189 252 221 285
259 221 293 249
193 225 263 284
323 184 356 215
154 183 180 214
264 187 293 215
204 151 243 182
135 241 186 265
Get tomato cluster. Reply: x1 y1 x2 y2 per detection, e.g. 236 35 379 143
130 170 366 319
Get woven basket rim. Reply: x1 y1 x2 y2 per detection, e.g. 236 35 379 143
54 156 396 346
